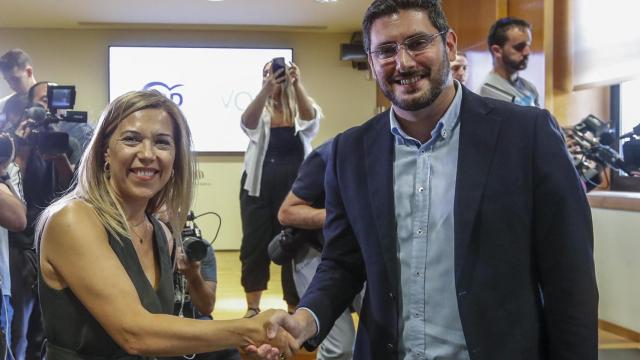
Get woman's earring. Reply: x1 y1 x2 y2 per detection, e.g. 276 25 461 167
104 161 110 174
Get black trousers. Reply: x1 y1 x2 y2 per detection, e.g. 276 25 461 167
239 158 300 306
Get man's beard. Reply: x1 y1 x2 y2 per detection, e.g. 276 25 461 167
378 52 450 112
504 55 528 72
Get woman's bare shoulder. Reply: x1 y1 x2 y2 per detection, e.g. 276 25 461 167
45 199 105 239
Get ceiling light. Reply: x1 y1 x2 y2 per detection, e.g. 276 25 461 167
315 0 337 3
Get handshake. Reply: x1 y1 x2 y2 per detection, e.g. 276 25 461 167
243 308 318 360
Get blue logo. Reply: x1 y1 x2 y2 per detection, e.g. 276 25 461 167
143 82 184 105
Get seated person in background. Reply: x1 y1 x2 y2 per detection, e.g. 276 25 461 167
277 140 359 360
450 52 468 86
36 90 295 360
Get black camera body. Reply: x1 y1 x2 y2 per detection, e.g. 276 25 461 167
268 227 323 265
23 85 88 155
181 213 209 262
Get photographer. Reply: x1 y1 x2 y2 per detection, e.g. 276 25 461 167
240 60 323 317
276 140 358 360
171 242 241 360
0 133 27 360
8 81 92 360
155 206 241 360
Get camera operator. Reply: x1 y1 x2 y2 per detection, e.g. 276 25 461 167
275 140 358 360
155 208 240 360
0 133 27 360
7 81 92 360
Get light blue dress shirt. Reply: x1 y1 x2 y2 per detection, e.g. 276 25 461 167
391 81 470 359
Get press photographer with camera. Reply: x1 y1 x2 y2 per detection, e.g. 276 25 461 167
239 59 323 318
7 81 92 360
0 132 27 360
162 211 241 360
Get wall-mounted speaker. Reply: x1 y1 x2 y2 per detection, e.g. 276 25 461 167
340 32 368 70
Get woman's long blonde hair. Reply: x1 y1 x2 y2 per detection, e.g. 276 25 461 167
36 90 194 244
263 61 298 127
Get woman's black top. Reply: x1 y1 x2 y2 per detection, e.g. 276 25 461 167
39 215 174 360
265 126 304 162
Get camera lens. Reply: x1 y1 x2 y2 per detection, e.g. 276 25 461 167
182 236 208 262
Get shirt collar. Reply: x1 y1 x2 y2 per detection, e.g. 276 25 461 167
389 80 463 147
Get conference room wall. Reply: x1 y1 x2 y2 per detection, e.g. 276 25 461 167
0 28 376 249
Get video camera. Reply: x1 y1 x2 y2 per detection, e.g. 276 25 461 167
23 85 88 155
181 211 210 262
268 227 323 266
565 115 638 189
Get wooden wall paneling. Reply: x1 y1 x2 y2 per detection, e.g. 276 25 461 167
547 0 610 126
442 0 501 51
506 0 544 52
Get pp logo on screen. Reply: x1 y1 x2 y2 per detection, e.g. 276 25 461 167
143 82 184 105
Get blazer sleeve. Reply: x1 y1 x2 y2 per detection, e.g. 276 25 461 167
299 134 366 349
532 110 598 359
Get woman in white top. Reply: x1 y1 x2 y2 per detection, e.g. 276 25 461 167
239 60 323 318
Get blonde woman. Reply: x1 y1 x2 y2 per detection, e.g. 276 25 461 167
240 61 323 317
37 90 294 360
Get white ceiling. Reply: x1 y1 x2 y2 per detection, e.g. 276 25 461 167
0 0 372 33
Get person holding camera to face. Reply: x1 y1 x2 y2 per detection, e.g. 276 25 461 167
0 133 27 360
153 208 241 360
6 81 93 360
239 59 323 318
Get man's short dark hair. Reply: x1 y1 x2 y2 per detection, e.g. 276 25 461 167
362 0 450 53
28 81 52 104
0 49 32 73
487 17 531 49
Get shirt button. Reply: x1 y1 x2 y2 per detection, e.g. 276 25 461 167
386 343 394 352
413 313 420 318
441 129 448 138
416 229 423 235
415 271 421 278
418 187 424 192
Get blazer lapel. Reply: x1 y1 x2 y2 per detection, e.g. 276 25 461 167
364 113 399 294
454 89 502 286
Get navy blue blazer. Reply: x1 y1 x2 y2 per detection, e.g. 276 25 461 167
299 87 598 360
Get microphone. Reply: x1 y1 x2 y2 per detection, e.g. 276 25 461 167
619 123 640 139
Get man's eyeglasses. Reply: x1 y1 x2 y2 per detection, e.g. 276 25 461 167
368 30 448 61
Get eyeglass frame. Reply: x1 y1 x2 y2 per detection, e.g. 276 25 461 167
367 30 449 62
